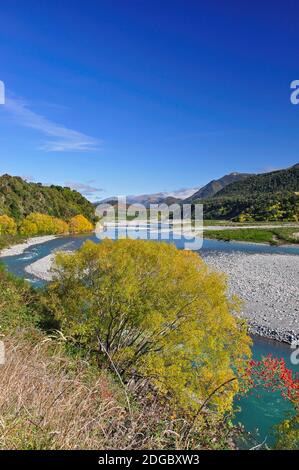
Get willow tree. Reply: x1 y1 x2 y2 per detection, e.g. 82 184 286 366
19 213 69 236
0 215 17 235
68 215 93 233
47 239 251 418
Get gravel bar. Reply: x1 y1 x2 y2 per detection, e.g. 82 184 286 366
203 251 299 344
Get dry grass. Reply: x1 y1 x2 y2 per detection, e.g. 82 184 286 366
0 330 239 450
0 330 178 450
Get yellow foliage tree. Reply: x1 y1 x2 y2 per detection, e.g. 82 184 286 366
0 215 17 236
19 213 69 236
48 239 251 419
68 215 93 234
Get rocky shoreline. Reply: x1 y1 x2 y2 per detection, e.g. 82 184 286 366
0 235 57 258
25 253 56 281
203 251 299 344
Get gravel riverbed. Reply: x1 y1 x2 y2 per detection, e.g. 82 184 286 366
0 236 57 257
203 251 299 343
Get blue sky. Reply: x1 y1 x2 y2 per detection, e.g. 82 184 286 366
0 0 299 200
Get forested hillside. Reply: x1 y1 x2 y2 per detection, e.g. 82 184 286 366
185 172 252 202
214 164 299 199
0 175 95 221
195 165 299 221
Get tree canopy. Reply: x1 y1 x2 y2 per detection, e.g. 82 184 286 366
69 215 94 233
19 213 69 236
47 239 251 418
0 215 17 235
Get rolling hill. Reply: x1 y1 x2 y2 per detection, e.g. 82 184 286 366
212 164 299 199
184 172 253 202
197 164 299 221
0 174 96 221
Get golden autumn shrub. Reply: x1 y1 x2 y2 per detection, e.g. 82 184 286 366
68 215 93 234
47 239 252 419
19 213 69 236
51 217 69 235
0 215 17 236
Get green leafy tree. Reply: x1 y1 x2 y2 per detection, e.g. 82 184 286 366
46 239 251 418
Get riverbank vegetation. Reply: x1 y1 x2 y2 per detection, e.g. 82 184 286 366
0 215 17 235
0 213 94 248
0 174 96 250
0 240 298 449
204 227 299 245
0 234 26 252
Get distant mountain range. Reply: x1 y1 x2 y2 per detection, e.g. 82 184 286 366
99 172 253 207
98 163 299 222
99 187 199 207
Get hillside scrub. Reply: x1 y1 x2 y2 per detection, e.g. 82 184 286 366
200 193 299 222
0 174 96 221
194 166 299 222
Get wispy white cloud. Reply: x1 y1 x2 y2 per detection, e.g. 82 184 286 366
64 181 104 194
5 95 102 152
64 181 104 198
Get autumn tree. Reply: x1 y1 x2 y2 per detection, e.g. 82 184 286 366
244 355 299 449
47 239 251 419
68 214 94 234
0 215 17 235
19 213 69 236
